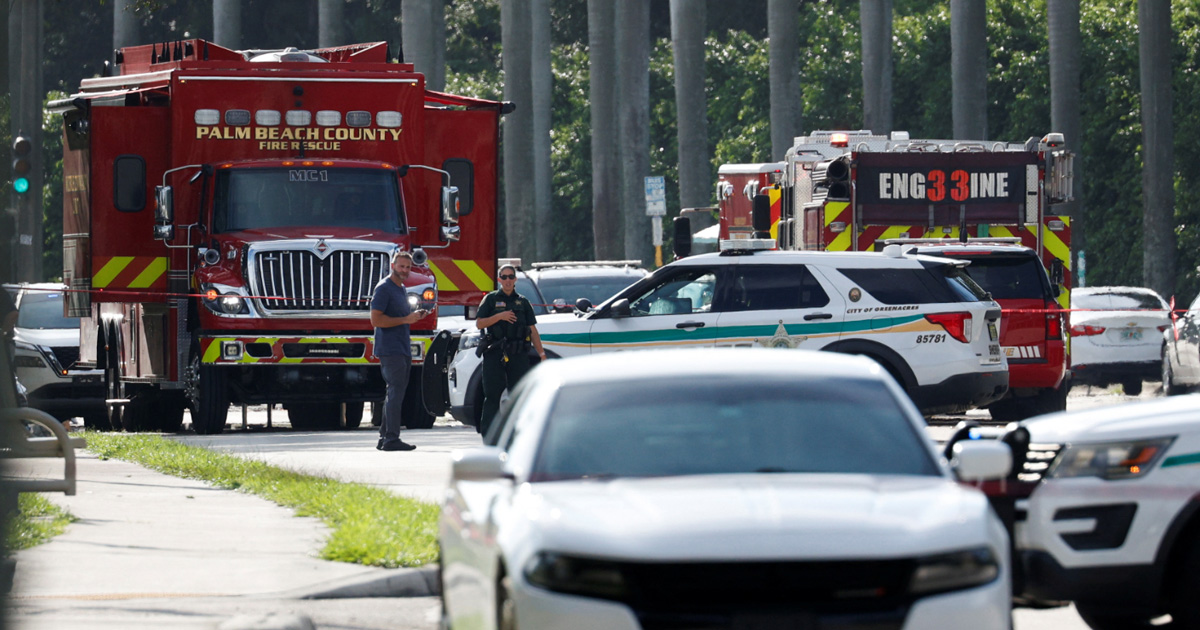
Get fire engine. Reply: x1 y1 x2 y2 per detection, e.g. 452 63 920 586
713 130 1075 420
48 40 505 434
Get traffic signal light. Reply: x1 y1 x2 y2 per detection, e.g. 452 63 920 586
11 134 32 194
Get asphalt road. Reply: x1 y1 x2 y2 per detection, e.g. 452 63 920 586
158 380 1161 630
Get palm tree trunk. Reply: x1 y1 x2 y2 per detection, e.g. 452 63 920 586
768 0 801 161
670 0 710 210
1047 0 1082 284
588 0 621 259
1139 0 1176 297
532 0 553 260
212 0 242 50
616 0 651 265
113 0 139 51
951 0 987 139
501 0 535 261
860 0 893 135
317 0 343 48
403 0 435 81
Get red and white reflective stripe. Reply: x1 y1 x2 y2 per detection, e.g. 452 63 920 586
1004 346 1043 359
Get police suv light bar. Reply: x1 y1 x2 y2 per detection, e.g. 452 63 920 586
719 238 775 252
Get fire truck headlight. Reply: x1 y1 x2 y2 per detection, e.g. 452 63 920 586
219 293 246 314
202 284 251 316
407 293 421 312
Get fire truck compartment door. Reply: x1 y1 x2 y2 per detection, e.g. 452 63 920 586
89 106 171 302
422 329 453 416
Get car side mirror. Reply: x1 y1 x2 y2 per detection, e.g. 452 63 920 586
950 440 1012 481
609 298 631 319
450 447 512 482
575 297 592 313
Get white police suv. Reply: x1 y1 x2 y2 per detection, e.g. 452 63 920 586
451 242 1008 418
1007 395 1200 629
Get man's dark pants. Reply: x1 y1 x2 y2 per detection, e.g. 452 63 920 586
379 354 412 442
479 350 531 437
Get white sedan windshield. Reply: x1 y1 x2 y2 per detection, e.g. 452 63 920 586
530 377 939 481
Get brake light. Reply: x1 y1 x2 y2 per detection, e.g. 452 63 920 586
1069 324 1105 337
925 312 973 343
1045 302 1063 340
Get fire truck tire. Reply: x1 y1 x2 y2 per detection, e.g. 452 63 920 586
103 328 124 432
403 370 437 430
82 412 113 432
344 402 364 429
122 392 158 433
157 392 187 433
986 398 1024 423
188 353 230 435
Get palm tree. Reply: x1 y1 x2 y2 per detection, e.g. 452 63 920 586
860 0 893 135
1047 0 1082 284
501 0 534 261
670 0 710 210
317 0 343 48
113 0 139 50
532 0 552 260
1139 0 1175 298
950 0 986 139
768 0 801 160
212 0 241 50
588 0 621 259
616 0 651 265
403 0 436 86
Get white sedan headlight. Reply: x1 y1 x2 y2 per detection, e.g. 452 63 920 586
909 547 1000 595
1048 437 1174 480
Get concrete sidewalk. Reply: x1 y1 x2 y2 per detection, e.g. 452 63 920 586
4 450 437 629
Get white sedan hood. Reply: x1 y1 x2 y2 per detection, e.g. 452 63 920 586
510 474 994 561
13 327 79 348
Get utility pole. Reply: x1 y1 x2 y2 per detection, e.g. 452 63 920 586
8 0 44 282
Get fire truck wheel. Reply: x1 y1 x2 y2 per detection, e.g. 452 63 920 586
344 402 364 429
156 392 187 433
187 353 230 435
122 392 157 433
82 412 113 432
103 334 124 432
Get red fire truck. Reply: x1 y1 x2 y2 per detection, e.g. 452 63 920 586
713 130 1074 420
48 40 504 434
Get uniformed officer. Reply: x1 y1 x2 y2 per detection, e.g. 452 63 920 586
475 264 546 436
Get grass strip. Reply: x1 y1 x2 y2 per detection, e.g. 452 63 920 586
4 493 76 552
83 431 438 568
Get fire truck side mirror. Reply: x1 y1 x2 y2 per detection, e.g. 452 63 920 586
752 194 772 238
441 185 460 223
153 185 176 241
673 216 692 259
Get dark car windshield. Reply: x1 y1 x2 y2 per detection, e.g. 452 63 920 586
213 167 405 233
838 264 989 304
955 255 1050 300
535 273 643 308
17 290 75 330
530 376 939 481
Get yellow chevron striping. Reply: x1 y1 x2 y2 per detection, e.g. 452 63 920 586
93 256 133 289
427 261 458 292
455 259 494 291
824 201 849 227
128 257 168 288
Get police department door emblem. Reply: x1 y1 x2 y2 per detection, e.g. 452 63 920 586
757 322 807 349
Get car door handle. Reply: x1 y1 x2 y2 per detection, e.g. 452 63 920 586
803 313 833 321
676 321 706 329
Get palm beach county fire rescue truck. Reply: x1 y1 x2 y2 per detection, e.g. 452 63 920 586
714 130 1074 420
48 40 504 434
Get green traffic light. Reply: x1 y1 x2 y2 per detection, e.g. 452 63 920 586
13 177 29 194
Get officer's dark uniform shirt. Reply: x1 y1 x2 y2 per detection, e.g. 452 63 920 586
477 290 538 341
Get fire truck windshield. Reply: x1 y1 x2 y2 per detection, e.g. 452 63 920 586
212 167 406 233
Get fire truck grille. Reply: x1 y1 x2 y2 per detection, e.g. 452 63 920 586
251 250 390 314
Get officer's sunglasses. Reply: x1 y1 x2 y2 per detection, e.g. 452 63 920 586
499 274 516 280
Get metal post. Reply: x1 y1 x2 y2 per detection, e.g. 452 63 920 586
9 0 44 282
241 404 247 430
267 404 272 428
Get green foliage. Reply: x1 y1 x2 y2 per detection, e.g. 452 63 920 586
84 432 439 568
4 493 76 552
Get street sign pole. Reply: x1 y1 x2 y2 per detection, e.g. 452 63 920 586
644 175 666 267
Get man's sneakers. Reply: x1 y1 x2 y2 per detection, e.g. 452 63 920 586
378 438 417 451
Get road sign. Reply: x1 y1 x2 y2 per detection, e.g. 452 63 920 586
644 176 666 216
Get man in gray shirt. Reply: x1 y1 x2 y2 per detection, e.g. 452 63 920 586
370 251 428 451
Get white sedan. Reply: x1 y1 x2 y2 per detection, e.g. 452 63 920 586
439 348 1013 630
1069 286 1171 395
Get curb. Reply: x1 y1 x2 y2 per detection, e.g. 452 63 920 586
281 565 439 600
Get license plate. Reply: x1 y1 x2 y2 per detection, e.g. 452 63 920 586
1121 329 1143 341
988 321 998 341
73 375 100 384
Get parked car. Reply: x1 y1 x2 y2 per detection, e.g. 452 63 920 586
994 396 1200 629
1162 292 1200 396
910 241 1069 421
440 348 1014 630
446 262 647 427
8 283 107 429
1069 286 1171 395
